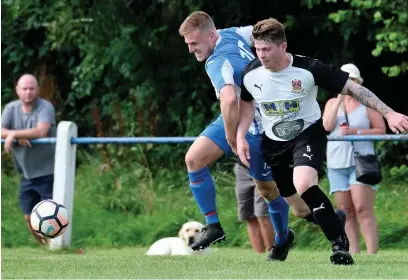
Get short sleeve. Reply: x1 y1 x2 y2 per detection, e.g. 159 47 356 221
206 57 237 95
240 66 254 102
236 26 253 46
310 59 349 93
1 104 13 129
38 102 56 125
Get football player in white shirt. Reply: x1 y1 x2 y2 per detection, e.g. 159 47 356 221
237 18 407 266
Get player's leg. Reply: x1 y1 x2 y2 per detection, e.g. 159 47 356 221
247 134 290 245
285 195 314 219
234 163 265 253
186 116 231 250
293 121 353 265
247 133 312 218
248 134 312 237
349 168 378 254
258 166 297 261
247 133 296 261
329 168 360 254
253 178 291 246
19 178 47 246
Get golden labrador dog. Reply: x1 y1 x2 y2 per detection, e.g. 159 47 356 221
146 221 213 256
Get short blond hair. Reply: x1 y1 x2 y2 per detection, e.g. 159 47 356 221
252 18 286 44
179 11 216 36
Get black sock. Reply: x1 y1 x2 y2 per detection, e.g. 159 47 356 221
304 213 318 225
301 185 342 241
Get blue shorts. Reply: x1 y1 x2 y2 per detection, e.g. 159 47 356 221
19 174 54 215
200 115 272 181
327 167 376 194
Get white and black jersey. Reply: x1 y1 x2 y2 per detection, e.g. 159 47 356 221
241 54 349 141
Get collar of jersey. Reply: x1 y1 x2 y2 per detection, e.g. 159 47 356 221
206 33 222 63
267 53 294 74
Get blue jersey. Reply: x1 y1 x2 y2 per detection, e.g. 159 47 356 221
204 26 263 135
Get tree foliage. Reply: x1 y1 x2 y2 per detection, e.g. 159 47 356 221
2 0 407 168
325 0 408 77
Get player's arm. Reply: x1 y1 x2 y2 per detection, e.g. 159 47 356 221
237 99 255 140
219 84 239 145
340 79 408 133
236 101 254 167
237 67 256 140
340 79 391 117
310 58 408 133
236 74 255 167
309 57 391 116
206 58 240 147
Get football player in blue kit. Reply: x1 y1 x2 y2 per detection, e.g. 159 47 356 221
179 11 312 261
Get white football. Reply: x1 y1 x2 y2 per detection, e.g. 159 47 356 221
30 199 69 239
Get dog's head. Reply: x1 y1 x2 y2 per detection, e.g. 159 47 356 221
178 221 205 246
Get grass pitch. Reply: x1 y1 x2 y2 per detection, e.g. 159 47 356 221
2 247 408 279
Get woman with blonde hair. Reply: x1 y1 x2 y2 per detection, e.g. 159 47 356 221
323 63 386 254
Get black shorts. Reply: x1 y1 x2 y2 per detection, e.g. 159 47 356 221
261 119 327 197
19 174 54 215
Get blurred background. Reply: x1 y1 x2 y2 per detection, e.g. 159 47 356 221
1 0 407 250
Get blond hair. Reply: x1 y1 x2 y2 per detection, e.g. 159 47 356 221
252 18 286 44
179 11 216 36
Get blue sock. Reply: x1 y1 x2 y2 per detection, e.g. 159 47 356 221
267 196 289 246
188 167 219 224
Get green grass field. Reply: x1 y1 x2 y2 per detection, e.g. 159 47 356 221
2 247 408 279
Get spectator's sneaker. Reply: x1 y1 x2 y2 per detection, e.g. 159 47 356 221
330 241 354 265
191 223 226 251
335 209 350 251
267 229 296 261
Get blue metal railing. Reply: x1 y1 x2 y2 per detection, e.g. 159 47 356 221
1 135 408 144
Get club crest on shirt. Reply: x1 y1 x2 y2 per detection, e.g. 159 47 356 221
291 79 304 93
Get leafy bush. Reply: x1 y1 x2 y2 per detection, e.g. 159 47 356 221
2 157 408 250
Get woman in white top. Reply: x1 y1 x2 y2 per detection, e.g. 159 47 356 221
322 64 386 254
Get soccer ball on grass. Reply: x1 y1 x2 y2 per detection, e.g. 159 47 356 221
30 199 69 239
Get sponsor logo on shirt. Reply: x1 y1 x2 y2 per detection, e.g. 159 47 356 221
261 100 300 117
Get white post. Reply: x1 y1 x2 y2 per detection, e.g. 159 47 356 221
49 121 77 250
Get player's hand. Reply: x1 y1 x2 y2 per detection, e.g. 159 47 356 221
18 139 32 148
4 133 16 153
385 111 408 134
237 137 250 168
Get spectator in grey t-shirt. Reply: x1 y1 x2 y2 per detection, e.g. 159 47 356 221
1 74 56 246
